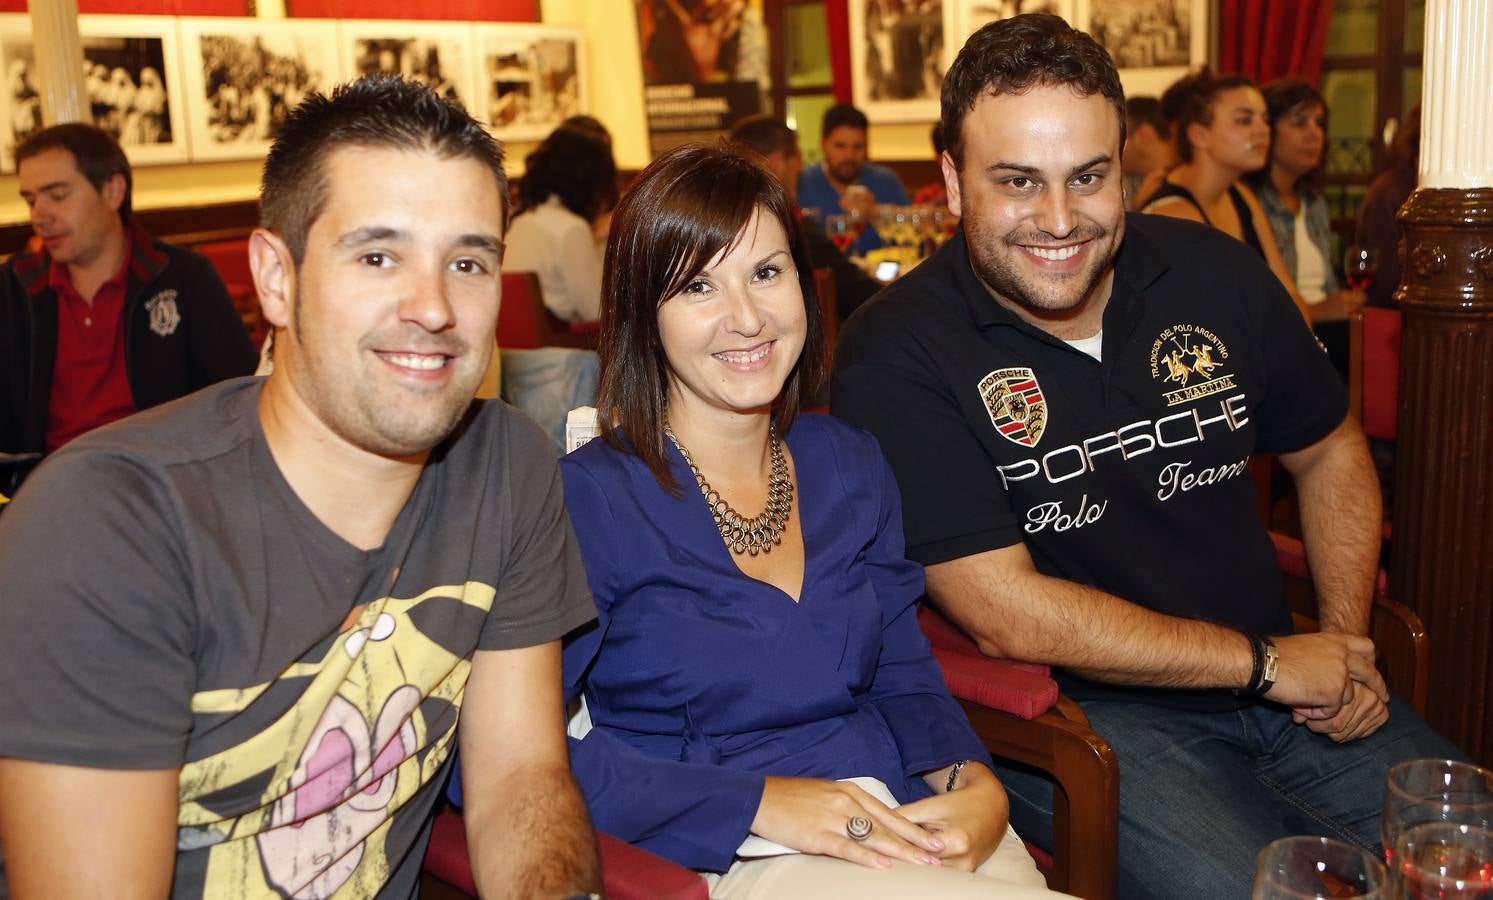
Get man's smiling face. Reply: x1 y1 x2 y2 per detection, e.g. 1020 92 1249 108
944 84 1127 326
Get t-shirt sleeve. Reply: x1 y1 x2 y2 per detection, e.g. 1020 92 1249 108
478 415 597 650
832 309 1025 565
0 450 197 769
1249 270 1350 454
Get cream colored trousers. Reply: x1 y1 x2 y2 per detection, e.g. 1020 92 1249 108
702 824 1075 899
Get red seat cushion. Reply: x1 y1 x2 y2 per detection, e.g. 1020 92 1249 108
1360 308 1400 441
918 606 1060 719
423 808 707 900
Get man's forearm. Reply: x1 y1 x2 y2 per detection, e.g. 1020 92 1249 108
466 763 601 899
926 550 1253 690
1286 423 1381 635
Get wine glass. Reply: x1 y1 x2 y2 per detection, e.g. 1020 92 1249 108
1253 836 1388 899
1393 822 1493 899
825 214 856 254
1383 760 1493 868
1345 246 1380 291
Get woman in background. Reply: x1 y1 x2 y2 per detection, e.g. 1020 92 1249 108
503 127 616 323
1251 79 1365 326
1142 70 1311 320
561 143 1062 898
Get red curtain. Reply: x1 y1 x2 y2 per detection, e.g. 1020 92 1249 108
1218 0 1334 85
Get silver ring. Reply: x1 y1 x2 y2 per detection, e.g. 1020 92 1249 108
846 815 873 842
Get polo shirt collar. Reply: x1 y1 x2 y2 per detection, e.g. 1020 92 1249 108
948 212 1172 335
19 217 165 300
46 235 132 300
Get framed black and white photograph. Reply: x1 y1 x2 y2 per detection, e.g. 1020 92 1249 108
0 13 188 172
1076 0 1208 97
474 24 587 143
849 0 955 123
339 20 478 113
178 18 340 162
954 0 1073 39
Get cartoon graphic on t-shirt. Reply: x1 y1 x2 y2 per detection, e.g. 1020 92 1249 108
176 581 496 899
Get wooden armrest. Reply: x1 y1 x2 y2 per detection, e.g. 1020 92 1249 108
957 697 1118 900
1369 596 1429 716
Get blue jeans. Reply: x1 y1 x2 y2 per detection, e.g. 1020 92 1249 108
996 694 1463 900
499 347 600 452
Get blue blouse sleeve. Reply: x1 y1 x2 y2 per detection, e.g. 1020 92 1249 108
560 457 766 873
857 443 993 777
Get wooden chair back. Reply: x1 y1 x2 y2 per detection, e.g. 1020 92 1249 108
813 267 839 348
919 605 1119 899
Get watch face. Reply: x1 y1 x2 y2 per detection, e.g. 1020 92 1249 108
1262 645 1281 684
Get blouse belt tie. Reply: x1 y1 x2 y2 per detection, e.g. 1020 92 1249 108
679 703 723 765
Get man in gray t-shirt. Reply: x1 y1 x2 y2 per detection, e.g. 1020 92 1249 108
0 77 601 899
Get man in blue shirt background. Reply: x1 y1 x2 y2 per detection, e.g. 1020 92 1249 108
797 103 909 255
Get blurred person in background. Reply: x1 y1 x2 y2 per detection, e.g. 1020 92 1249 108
1121 95 1175 209
504 127 617 323
729 114 884 321
1251 78 1366 372
1355 105 1420 309
0 124 255 496
559 114 620 253
1141 70 1311 321
798 103 910 255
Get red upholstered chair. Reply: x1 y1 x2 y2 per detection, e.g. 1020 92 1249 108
498 272 599 351
1349 307 1401 443
421 807 708 900
1348 307 1400 545
918 606 1119 900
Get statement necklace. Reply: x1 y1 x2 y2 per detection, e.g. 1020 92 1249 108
665 422 794 556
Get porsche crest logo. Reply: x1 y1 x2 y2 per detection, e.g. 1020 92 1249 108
979 367 1048 447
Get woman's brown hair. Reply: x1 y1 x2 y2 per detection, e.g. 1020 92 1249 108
595 142 827 493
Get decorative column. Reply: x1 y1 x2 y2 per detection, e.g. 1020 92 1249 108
26 0 86 127
1389 0 1493 764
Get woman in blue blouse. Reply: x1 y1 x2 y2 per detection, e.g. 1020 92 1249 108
560 144 1060 897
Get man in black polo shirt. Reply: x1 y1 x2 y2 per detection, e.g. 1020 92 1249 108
833 14 1459 899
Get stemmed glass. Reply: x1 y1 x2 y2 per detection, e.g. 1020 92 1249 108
1392 822 1493 899
1345 245 1380 292
1253 836 1388 899
825 214 853 253
1383 760 1493 869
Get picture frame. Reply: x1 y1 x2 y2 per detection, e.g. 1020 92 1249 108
848 0 956 123
0 13 189 172
473 23 587 143
1075 0 1209 98
952 0 1076 41
177 17 341 162
339 19 479 115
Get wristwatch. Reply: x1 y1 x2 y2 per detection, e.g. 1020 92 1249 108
1257 636 1280 695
